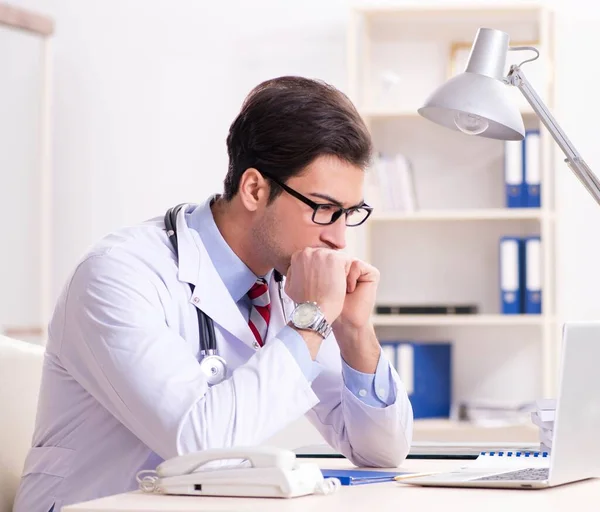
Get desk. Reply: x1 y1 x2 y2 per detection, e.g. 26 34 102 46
62 458 599 512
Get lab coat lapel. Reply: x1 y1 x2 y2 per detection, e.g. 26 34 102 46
264 272 295 345
174 205 258 351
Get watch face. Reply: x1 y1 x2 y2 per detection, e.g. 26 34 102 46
292 302 319 329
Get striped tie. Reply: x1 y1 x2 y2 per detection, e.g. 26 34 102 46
247 278 270 347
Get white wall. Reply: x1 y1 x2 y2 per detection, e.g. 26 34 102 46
5 0 596 324
7 0 350 301
0 26 43 333
5 0 600 445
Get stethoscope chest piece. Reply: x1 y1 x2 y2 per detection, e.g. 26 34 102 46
199 350 227 386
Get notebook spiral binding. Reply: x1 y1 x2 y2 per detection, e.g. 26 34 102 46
480 451 549 457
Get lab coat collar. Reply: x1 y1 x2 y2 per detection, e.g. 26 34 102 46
172 199 282 351
172 203 202 287
186 197 259 303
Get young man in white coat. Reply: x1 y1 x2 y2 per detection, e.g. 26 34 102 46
14 76 413 512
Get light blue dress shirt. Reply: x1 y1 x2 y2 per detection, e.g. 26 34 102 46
187 200 396 407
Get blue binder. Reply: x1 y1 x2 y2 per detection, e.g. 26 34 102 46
320 469 412 485
504 140 525 207
499 236 525 314
524 236 542 314
524 130 541 207
390 341 451 419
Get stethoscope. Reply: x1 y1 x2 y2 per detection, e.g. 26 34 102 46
165 204 285 385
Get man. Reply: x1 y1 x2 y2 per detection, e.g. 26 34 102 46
14 76 413 512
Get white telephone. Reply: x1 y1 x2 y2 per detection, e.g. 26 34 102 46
136 446 340 498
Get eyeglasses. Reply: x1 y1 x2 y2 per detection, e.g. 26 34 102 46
259 171 373 227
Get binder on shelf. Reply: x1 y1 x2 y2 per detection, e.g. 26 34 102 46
499 236 524 314
524 130 541 208
382 341 452 419
524 236 542 314
504 140 525 208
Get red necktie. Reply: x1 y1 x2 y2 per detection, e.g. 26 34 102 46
247 278 270 347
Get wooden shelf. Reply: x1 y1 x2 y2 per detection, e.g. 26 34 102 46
370 209 551 222
356 4 543 17
372 314 550 327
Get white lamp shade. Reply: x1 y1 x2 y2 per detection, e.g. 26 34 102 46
418 71 525 141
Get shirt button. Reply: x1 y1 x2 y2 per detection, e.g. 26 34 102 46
193 297 200 304
358 389 367 397
253 341 260 349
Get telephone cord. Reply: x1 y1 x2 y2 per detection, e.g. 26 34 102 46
316 477 342 495
136 470 159 493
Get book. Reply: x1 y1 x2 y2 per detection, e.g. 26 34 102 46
373 152 418 212
375 304 478 315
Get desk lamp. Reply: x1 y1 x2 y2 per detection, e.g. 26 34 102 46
418 27 600 206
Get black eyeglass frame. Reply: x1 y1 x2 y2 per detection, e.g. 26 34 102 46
259 171 373 227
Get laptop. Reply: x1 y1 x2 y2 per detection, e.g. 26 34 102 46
403 321 600 489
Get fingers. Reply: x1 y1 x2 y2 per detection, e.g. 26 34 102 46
346 259 380 293
284 247 349 323
346 261 362 293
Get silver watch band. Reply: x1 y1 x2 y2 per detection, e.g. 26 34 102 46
313 316 333 339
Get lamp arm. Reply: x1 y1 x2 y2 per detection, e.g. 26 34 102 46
508 66 600 207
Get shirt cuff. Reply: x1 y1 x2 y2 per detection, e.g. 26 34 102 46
277 326 324 383
342 347 397 408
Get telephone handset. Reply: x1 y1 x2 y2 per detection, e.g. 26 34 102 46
136 446 341 498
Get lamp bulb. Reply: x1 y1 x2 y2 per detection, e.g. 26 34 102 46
454 112 489 135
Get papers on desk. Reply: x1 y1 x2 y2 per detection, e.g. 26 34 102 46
531 398 556 452
456 399 536 426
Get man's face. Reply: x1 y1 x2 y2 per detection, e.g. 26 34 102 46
252 154 367 273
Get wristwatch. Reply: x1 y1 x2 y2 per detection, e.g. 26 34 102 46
290 302 333 339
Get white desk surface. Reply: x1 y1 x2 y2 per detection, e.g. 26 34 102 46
62 457 599 512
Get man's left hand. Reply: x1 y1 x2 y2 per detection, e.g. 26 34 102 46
332 258 381 373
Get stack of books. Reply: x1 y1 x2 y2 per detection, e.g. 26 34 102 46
531 398 556 452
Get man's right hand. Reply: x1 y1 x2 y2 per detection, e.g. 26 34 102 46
284 247 349 326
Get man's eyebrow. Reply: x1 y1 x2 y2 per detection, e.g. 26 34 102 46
309 193 364 208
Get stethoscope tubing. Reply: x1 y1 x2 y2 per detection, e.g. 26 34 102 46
164 204 286 384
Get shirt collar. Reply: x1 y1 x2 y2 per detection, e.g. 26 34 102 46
187 196 271 303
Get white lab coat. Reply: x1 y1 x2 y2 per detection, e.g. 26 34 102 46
13 203 413 512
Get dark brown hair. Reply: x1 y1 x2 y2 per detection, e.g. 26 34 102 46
223 76 372 202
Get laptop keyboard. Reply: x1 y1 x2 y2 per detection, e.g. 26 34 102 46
474 468 549 481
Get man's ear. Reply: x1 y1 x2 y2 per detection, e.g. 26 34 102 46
238 168 270 212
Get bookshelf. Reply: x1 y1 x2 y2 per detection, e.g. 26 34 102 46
346 4 557 409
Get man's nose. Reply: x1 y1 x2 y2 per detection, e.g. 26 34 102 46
320 216 347 250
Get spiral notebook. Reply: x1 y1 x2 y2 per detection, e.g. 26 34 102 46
470 450 550 469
